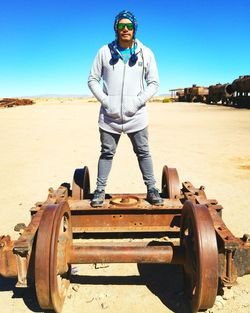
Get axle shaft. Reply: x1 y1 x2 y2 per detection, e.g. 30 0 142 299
69 244 184 264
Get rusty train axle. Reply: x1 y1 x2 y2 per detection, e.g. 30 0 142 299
0 166 249 313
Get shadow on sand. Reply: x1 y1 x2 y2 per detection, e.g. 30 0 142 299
0 264 191 313
0 276 44 312
71 264 192 313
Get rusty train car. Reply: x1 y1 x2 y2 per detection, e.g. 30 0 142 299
206 83 233 105
227 75 250 107
173 75 250 108
184 85 209 103
173 85 209 103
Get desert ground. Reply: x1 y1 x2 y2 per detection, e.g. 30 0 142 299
0 99 249 313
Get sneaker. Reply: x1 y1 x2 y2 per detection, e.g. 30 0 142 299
147 187 164 206
91 189 105 207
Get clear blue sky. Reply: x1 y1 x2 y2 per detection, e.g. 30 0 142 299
1 0 250 97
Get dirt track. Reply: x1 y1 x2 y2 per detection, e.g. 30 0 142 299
0 100 249 313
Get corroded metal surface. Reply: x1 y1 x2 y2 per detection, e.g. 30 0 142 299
0 165 249 313
72 167 90 200
172 74 250 107
230 75 250 93
161 165 181 199
208 206 250 286
70 207 182 233
0 235 17 277
0 98 34 108
110 195 141 206
35 202 72 312
228 75 250 108
68 192 182 233
181 201 218 312
182 85 209 102
207 83 233 104
69 244 184 264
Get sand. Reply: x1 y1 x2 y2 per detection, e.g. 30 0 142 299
0 99 249 313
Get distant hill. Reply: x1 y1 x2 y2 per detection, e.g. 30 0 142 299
159 93 171 97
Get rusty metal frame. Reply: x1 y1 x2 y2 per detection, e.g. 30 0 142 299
0 169 249 312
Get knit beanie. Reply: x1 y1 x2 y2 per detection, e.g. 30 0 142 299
114 10 138 38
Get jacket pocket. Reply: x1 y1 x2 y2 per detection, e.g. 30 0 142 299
102 95 121 119
122 95 141 117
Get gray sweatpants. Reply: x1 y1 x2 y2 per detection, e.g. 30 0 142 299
96 127 156 191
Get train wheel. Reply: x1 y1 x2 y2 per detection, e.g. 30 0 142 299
161 165 181 199
180 201 218 313
35 202 72 313
72 166 90 199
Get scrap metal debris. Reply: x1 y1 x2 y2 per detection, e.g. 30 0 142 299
0 98 34 108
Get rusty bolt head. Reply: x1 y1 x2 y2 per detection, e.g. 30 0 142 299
14 223 26 232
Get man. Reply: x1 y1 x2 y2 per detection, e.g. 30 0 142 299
88 10 163 207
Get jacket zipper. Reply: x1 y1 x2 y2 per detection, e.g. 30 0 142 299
121 61 126 131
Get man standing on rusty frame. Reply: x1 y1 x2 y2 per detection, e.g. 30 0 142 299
88 10 163 207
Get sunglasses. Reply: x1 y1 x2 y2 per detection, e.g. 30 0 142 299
117 23 134 31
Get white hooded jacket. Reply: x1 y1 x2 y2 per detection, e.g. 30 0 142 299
88 39 159 134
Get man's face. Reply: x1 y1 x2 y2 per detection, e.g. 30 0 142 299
117 18 134 42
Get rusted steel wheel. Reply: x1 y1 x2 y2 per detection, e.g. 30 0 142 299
72 166 90 200
180 201 218 313
161 165 181 198
35 202 72 313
